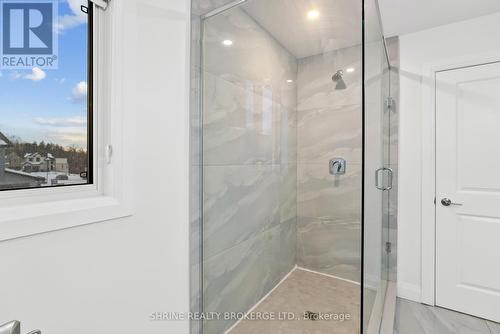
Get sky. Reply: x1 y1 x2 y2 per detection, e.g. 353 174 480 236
0 0 89 149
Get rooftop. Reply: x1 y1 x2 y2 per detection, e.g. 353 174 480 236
0 132 12 147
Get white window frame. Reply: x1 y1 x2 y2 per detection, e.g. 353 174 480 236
0 2 133 241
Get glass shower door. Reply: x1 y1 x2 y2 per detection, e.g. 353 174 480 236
362 0 392 332
196 1 364 333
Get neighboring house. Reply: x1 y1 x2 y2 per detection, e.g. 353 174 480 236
23 153 69 173
6 152 23 170
23 153 48 172
0 132 45 189
55 158 69 174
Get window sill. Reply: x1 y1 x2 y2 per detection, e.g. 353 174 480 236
0 195 133 241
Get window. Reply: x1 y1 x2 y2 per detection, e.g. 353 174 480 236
0 0 93 191
0 0 133 241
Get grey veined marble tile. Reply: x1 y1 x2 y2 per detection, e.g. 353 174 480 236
279 106 298 165
279 217 297 278
203 71 298 165
297 162 362 222
203 164 280 258
203 7 298 109
203 224 284 334
279 164 297 223
203 72 283 165
297 45 362 112
297 105 362 164
297 217 361 282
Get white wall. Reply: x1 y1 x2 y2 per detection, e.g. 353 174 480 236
0 0 192 333
398 12 500 301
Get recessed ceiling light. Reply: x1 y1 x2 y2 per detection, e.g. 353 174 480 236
222 39 233 46
307 9 320 20
287 79 294 83
346 68 355 73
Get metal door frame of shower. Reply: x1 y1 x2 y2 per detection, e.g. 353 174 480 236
361 3 367 331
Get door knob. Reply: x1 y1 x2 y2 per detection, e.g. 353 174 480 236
441 198 463 207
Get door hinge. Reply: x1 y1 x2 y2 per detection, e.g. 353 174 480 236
385 242 392 253
90 0 111 10
386 97 395 112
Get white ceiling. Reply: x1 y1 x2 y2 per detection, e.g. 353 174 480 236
378 0 500 37
198 0 500 58
243 0 362 59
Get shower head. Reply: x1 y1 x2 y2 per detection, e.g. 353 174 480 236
332 70 347 90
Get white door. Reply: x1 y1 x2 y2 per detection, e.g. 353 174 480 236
436 61 500 322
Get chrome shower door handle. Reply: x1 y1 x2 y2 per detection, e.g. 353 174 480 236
375 167 393 191
375 168 384 190
385 167 393 191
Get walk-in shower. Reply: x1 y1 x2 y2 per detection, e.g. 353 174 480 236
190 0 398 333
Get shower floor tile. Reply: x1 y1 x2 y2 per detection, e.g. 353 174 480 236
229 268 360 334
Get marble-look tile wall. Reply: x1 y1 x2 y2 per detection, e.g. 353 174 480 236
296 46 363 283
201 8 297 334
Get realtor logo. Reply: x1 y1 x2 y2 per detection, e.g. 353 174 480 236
1 0 58 69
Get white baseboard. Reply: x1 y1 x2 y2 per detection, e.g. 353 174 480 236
397 282 421 302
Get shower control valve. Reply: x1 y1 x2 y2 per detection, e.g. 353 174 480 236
329 158 346 175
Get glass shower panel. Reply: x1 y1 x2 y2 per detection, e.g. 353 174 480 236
198 0 363 333
201 5 299 333
363 0 392 332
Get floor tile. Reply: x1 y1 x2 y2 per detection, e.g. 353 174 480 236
394 298 492 334
230 268 360 334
